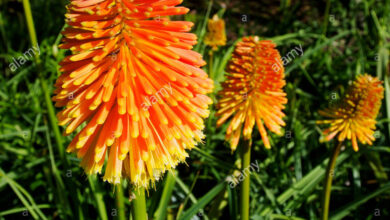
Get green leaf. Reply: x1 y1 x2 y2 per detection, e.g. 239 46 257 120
285 31 351 75
154 172 176 220
0 205 51 217
179 182 226 220
0 169 48 220
88 176 108 220
227 186 238 220
174 176 208 220
268 213 306 220
330 182 390 220
261 151 350 215
194 0 213 52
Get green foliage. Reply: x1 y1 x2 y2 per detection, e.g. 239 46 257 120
1 0 390 219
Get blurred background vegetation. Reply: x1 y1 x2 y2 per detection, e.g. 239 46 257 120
1 0 390 219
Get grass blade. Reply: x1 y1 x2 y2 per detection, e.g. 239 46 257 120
88 176 108 220
178 182 226 220
0 169 48 220
330 183 390 220
154 172 176 220
261 151 350 215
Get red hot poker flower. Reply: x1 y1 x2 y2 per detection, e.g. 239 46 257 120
53 0 213 188
216 36 287 151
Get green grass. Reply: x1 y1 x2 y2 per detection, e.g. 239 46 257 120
1 0 390 219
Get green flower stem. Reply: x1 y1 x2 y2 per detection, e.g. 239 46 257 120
132 187 148 220
321 141 343 220
240 139 252 220
116 184 126 220
209 50 214 80
22 0 65 162
22 0 38 59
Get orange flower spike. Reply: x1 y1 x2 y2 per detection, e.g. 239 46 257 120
54 0 213 188
216 36 287 151
204 14 227 51
317 74 384 151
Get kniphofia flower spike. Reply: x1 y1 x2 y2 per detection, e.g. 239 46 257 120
53 0 213 188
216 36 287 151
317 74 384 151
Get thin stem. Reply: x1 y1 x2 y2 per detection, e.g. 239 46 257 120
116 184 126 220
39 78 66 161
322 0 331 36
321 141 343 220
240 139 252 220
22 0 38 59
209 50 214 80
206 50 215 152
154 172 176 220
22 0 65 162
132 187 148 220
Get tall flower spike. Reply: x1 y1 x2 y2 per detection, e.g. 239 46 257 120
317 74 384 151
216 36 287 151
204 14 226 51
53 0 213 188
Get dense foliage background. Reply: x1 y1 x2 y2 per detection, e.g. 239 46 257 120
1 0 390 219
